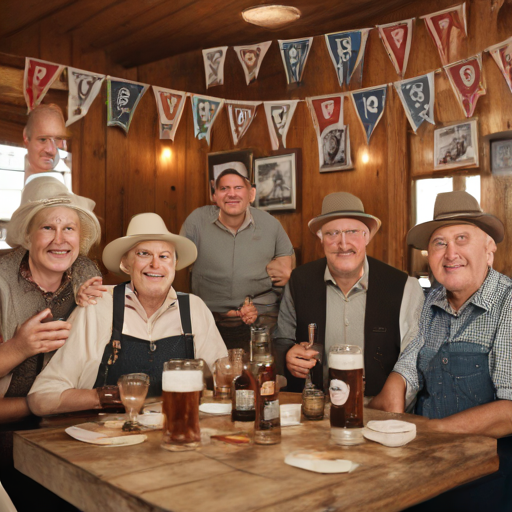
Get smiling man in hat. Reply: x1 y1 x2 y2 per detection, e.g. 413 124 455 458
180 163 294 352
370 191 512 510
274 192 424 396
28 213 227 415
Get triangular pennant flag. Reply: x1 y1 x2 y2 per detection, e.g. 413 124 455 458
23 57 65 112
152 86 187 140
421 3 467 66
486 37 512 94
394 72 435 133
107 77 149 134
191 94 224 146
263 100 299 150
233 41 272 85
225 99 261 146
278 37 313 85
444 54 486 118
202 46 228 88
377 19 414 77
306 93 352 172
350 85 388 144
66 67 105 127
324 29 371 87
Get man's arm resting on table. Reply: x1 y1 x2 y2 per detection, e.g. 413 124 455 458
429 400 512 439
368 372 407 413
0 397 31 424
28 388 100 416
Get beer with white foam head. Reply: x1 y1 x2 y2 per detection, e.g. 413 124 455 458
161 360 204 451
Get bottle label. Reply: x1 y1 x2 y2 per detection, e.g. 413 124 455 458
235 390 255 411
329 379 350 406
261 380 275 396
263 399 279 421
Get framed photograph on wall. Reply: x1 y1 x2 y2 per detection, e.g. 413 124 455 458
207 149 253 201
491 139 512 176
434 119 479 171
254 152 297 211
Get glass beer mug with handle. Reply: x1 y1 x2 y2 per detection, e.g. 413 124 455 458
161 359 204 451
328 345 364 445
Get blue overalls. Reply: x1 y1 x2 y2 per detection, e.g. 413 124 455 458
94 283 195 397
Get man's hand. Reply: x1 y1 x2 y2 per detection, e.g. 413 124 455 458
266 255 293 287
286 344 319 378
225 297 258 325
10 309 71 360
76 277 107 307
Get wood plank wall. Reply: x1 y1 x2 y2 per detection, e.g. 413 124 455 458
1 0 512 288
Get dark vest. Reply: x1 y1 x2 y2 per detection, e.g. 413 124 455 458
286 256 408 396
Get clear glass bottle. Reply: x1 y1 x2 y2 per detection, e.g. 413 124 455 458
231 357 258 422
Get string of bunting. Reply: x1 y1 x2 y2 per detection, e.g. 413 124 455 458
22 2 512 172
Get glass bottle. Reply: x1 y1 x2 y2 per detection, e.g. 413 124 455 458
231 357 258 422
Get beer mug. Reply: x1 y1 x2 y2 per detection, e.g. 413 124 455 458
161 359 204 451
328 345 364 445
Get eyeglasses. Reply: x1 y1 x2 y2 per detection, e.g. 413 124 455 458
34 137 68 151
323 229 366 243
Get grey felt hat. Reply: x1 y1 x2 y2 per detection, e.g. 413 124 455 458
407 191 504 250
308 192 381 239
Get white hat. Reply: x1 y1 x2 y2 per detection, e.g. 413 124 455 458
213 161 250 184
102 213 197 276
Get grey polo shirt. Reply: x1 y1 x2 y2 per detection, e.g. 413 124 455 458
180 205 294 313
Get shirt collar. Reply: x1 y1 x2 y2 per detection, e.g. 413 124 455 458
125 282 178 322
213 206 254 234
324 256 369 295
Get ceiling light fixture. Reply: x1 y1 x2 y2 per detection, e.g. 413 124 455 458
242 5 301 30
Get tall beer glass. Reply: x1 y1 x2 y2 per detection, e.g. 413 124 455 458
162 360 204 451
328 345 364 445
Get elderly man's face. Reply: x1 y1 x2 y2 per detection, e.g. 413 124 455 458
123 241 176 301
23 113 67 173
213 174 255 219
428 224 495 301
29 206 81 277
321 218 369 282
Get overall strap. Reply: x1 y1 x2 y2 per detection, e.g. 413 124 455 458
177 293 195 359
112 282 130 339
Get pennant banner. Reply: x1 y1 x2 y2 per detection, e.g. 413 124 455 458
486 37 512 94
421 3 467 66
351 85 387 144
306 93 352 172
152 86 187 140
191 94 224 146
394 72 435 133
234 41 272 85
325 29 371 87
444 54 486 118
377 19 414 78
263 100 299 150
278 37 313 85
225 99 261 146
66 68 105 127
107 77 148 134
203 46 228 88
23 58 65 112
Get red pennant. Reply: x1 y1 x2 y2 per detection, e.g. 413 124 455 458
24 58 64 111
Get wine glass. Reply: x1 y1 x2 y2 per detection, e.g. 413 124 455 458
118 373 150 432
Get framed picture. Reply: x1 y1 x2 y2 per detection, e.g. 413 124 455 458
434 119 479 171
491 139 512 176
254 152 298 211
207 149 253 201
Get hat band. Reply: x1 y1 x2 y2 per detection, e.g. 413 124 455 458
30 197 72 206
435 210 483 220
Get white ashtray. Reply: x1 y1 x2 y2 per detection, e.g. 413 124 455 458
199 403 232 415
280 404 301 426
138 412 164 428
363 420 417 447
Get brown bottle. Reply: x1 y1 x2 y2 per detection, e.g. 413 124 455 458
231 359 258 422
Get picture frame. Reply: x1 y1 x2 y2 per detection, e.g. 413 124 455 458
254 151 298 211
434 119 479 171
491 139 512 176
207 149 253 201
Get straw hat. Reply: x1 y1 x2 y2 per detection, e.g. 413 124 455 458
308 192 381 239
102 213 197 276
407 191 504 250
6 176 101 255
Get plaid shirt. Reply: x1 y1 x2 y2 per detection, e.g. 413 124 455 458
393 268 512 401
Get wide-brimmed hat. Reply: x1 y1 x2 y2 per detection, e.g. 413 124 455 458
407 191 504 250
6 176 101 255
308 192 381 239
102 213 197 276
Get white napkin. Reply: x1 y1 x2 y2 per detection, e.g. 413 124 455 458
285 450 357 473
65 426 147 447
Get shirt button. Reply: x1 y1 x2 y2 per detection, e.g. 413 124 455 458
345 319 349 326
442 358 448 365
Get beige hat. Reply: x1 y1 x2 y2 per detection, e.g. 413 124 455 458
213 161 250 185
308 192 381 239
102 213 197 276
407 191 504 250
6 176 101 255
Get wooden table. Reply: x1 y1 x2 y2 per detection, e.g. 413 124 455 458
13 393 498 512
